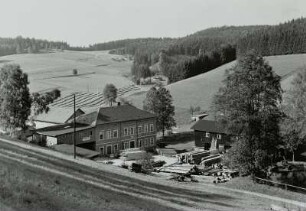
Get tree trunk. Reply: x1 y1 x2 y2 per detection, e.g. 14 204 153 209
292 151 295 162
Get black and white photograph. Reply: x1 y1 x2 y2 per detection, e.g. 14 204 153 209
0 0 305 210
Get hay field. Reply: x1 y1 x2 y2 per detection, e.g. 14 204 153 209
127 53 306 130
0 50 134 96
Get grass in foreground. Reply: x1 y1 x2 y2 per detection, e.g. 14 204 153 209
220 176 306 202
0 157 177 211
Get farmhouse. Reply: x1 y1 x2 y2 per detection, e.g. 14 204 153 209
34 104 157 155
33 107 85 129
191 119 231 152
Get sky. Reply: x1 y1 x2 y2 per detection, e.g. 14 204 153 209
0 0 305 46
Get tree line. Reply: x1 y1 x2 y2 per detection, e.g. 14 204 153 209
237 18 306 56
0 36 69 56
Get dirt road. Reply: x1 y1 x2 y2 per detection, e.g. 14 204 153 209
0 137 305 211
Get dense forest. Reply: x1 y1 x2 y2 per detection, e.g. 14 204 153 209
0 36 69 56
237 18 306 56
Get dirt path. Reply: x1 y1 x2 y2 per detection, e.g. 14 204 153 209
0 137 305 211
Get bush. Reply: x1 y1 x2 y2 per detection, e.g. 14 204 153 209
73 69 78 75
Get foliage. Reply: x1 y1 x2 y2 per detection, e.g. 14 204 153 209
280 68 306 161
213 51 283 174
0 64 31 134
238 18 306 56
160 45 236 83
103 84 118 106
0 36 69 56
143 85 176 138
32 89 61 116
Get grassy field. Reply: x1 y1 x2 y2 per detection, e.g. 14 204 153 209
128 53 306 129
0 50 134 96
220 176 306 206
1 51 306 130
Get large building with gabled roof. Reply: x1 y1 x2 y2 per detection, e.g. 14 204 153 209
34 104 157 155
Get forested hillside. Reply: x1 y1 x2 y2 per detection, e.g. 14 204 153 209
1 17 305 84
238 18 306 56
0 36 69 56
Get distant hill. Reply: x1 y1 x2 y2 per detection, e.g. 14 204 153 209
0 36 69 56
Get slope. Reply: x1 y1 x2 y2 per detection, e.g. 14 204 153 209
167 53 306 126
127 54 306 131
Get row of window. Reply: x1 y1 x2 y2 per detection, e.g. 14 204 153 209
99 124 155 140
99 137 155 155
123 124 154 136
99 130 118 140
205 132 222 139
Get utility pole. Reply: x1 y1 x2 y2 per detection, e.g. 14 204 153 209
73 94 76 159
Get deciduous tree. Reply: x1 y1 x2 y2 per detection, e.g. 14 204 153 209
103 84 117 106
0 64 32 135
213 51 283 174
280 68 306 161
143 85 176 138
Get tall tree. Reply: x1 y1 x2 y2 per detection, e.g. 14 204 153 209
213 51 283 174
143 85 176 138
103 84 117 106
0 64 32 135
280 68 306 161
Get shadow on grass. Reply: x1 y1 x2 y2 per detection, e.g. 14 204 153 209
43 72 96 80
0 60 11 63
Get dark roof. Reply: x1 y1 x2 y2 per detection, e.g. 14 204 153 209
191 120 226 134
76 104 155 125
35 122 93 137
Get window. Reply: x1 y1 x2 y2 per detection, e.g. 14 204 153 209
150 137 154 146
124 128 129 136
150 124 154 132
107 130 111 139
217 134 222 139
138 126 142 134
205 132 210 138
90 131 93 136
114 144 118 151
124 142 129 149
100 147 104 155
99 131 104 140
138 139 142 147
130 127 135 135
144 124 149 133
130 141 135 148
145 138 149 146
113 130 118 138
